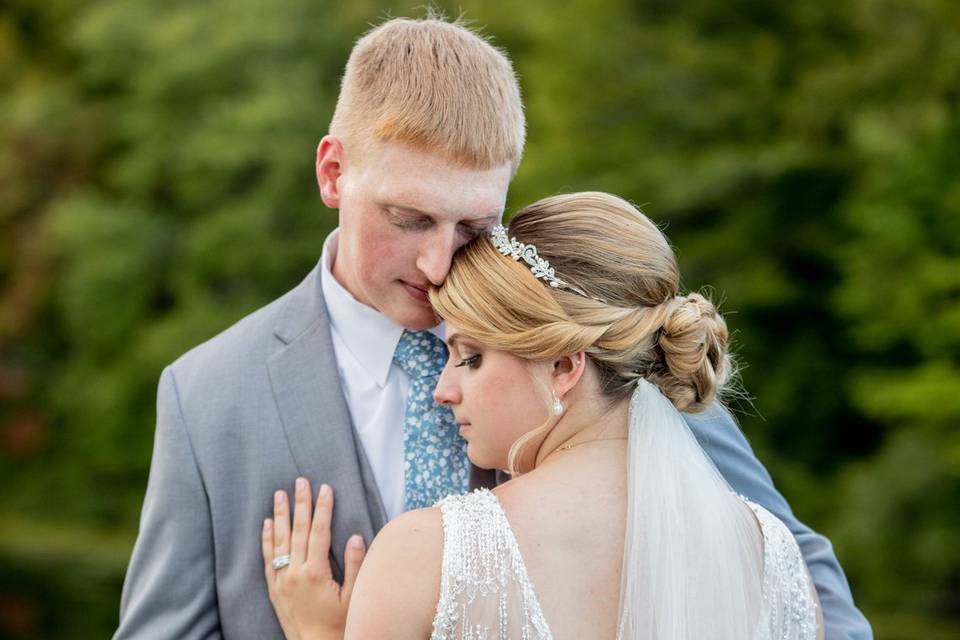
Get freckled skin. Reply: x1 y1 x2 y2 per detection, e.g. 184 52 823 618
317 138 513 330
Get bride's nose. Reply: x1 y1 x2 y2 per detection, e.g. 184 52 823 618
433 368 461 406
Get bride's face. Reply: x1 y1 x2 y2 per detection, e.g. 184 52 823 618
433 325 552 470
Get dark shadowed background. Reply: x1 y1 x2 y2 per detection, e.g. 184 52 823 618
1 1 958 637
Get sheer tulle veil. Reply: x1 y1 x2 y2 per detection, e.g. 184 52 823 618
617 379 763 639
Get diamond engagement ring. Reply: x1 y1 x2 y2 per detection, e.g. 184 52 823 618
272 554 291 570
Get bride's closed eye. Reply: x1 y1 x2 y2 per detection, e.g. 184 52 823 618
455 354 481 369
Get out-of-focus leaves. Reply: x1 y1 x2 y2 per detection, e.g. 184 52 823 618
1 0 959 637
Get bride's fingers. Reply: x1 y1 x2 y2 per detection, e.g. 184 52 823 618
290 477 311 565
272 489 291 562
306 483 334 574
341 534 366 603
262 518 276 583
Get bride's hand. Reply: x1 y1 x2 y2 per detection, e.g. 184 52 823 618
262 478 367 640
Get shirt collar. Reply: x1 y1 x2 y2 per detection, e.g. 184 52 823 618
320 229 445 388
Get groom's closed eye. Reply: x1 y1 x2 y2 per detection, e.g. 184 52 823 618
457 223 485 239
384 208 432 231
383 206 494 239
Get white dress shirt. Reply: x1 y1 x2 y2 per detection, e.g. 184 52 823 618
320 230 444 521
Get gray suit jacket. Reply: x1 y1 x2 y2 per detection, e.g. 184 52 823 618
115 263 871 639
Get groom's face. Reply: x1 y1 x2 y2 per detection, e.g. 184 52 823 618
318 138 512 330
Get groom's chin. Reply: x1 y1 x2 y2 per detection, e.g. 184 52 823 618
380 288 441 331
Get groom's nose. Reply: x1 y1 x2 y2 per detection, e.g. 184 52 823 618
416 229 458 286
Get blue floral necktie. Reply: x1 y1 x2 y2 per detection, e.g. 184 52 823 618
393 330 470 509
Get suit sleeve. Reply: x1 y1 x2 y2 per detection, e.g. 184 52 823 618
114 366 222 640
685 404 873 640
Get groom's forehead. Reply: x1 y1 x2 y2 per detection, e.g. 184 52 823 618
365 149 510 221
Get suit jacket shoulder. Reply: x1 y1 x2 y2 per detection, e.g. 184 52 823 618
170 264 323 396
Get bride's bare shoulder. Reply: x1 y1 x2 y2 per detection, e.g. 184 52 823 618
344 507 441 639
378 504 444 541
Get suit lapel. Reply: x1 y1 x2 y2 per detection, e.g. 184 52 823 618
266 266 387 577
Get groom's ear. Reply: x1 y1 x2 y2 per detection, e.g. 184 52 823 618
551 351 587 400
316 135 344 208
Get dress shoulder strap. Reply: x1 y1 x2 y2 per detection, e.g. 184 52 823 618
744 500 820 640
430 489 552 640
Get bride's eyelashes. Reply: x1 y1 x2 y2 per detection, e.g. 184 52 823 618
455 354 482 369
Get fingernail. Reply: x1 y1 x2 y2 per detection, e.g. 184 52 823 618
349 534 364 549
296 477 307 492
320 483 331 497
274 490 284 504
263 518 272 530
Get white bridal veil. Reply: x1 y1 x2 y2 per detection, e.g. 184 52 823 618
617 379 764 639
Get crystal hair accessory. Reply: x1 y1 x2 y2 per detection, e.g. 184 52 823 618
490 225 602 301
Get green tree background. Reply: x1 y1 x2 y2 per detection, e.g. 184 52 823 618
1 1 957 637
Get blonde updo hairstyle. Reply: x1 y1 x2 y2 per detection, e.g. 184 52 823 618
430 192 732 474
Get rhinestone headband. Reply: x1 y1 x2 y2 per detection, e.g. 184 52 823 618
490 225 601 301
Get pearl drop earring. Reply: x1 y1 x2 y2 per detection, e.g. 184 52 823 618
552 395 564 416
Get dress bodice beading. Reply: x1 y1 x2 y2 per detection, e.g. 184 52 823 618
744 500 820 640
430 489 818 640
430 488 553 640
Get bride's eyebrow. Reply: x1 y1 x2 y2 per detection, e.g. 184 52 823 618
446 333 479 353
445 334 462 351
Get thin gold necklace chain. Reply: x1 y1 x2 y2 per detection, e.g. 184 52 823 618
557 416 626 451
558 436 628 451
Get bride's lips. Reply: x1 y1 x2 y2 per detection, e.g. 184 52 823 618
458 423 471 435
401 281 430 303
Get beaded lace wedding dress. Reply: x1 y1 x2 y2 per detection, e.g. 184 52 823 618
429 381 820 640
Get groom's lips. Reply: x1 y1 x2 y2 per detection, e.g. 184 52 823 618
401 280 430 303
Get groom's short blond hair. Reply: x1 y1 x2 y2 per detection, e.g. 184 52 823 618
330 16 525 172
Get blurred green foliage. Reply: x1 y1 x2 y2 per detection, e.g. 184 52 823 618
1 0 958 637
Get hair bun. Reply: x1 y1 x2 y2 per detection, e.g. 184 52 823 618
650 293 730 413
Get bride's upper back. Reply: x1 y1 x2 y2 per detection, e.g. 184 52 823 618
432 444 796 640
484 446 631 640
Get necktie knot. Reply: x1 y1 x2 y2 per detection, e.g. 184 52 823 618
393 330 447 379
